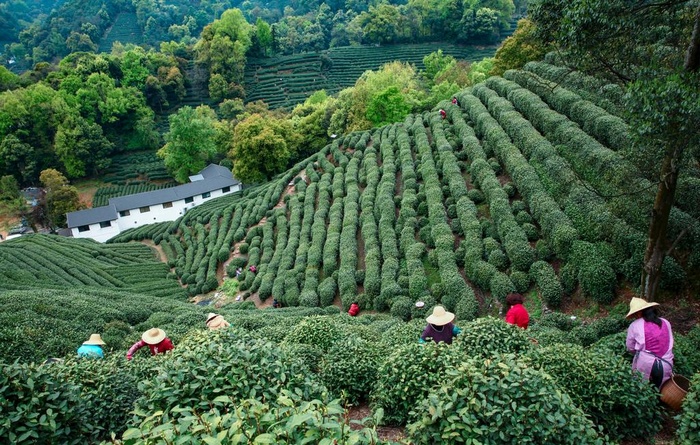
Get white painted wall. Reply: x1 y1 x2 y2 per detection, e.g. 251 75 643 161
70 185 241 242
71 222 121 243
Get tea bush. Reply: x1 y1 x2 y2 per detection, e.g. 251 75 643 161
674 326 700 376
48 356 159 441
0 360 90 444
528 344 662 441
406 354 607 444
371 342 466 425
283 315 342 352
320 337 383 405
456 317 532 359
133 329 326 424
120 393 395 444
676 371 700 444
380 319 424 347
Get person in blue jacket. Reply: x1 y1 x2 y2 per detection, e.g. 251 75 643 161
77 333 106 358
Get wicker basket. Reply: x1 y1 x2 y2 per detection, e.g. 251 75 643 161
660 374 690 411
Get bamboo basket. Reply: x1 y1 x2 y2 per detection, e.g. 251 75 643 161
660 374 690 411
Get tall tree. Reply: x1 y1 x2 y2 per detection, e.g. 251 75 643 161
39 169 80 230
158 106 218 183
530 0 700 299
229 113 297 183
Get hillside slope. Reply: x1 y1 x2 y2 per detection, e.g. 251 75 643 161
113 63 700 318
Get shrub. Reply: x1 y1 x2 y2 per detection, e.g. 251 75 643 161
406 355 605 445
318 277 337 307
522 222 539 241
283 316 341 352
530 260 563 307
371 342 466 425
466 188 484 204
320 337 383 405
380 319 424 348
134 329 326 424
528 344 662 441
487 248 508 270
510 270 531 293
672 326 700 377
122 394 385 444
0 361 90 444
390 297 414 322
535 239 554 261
456 317 531 359
676 372 700 444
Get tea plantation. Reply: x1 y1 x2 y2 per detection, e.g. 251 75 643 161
244 43 498 109
3 59 700 443
2 307 700 443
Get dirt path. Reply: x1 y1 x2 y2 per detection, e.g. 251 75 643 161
346 403 405 442
140 239 167 263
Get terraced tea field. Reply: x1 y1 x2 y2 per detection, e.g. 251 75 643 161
244 43 498 109
99 12 141 53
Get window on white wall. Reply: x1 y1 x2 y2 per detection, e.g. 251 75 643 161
139 206 150 213
162 202 173 208
202 192 211 198
119 210 130 217
185 197 194 203
222 186 230 193
99 221 111 228
78 225 90 232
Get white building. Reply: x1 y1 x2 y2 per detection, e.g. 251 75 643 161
67 164 241 242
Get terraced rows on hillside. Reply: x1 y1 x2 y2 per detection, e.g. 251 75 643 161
85 63 700 314
244 43 498 109
98 11 141 53
0 235 185 298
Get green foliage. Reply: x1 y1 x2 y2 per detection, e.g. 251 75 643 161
528 344 662 441
406 354 606 444
320 337 383 405
158 106 218 183
133 329 325 423
677 372 700 445
283 316 342 352
456 317 532 359
371 342 466 425
0 361 90 444
122 394 389 444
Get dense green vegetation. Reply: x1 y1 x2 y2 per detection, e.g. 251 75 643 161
244 43 497 109
112 62 700 315
2 305 700 443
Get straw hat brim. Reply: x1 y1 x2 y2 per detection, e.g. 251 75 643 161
626 299 660 318
142 328 166 345
426 310 455 326
206 313 219 324
207 315 224 328
83 336 106 346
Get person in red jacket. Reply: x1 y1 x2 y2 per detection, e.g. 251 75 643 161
439 109 446 119
126 328 174 360
348 301 360 316
505 293 529 329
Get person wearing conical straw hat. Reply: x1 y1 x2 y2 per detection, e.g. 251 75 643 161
419 305 462 345
126 328 174 360
206 313 230 330
77 333 106 358
625 297 674 389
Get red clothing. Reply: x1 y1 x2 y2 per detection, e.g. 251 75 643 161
348 303 360 316
126 338 174 360
505 303 529 329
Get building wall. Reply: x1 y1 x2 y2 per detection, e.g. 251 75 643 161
71 185 241 242
71 222 121 243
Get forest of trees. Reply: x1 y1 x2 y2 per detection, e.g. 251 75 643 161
2 0 522 70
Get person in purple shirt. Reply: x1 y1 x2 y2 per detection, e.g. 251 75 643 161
625 297 674 389
420 306 462 345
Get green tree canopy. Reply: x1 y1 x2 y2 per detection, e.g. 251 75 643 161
229 113 297 183
158 106 219 183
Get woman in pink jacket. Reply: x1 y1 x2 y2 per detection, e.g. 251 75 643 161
625 297 674 389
